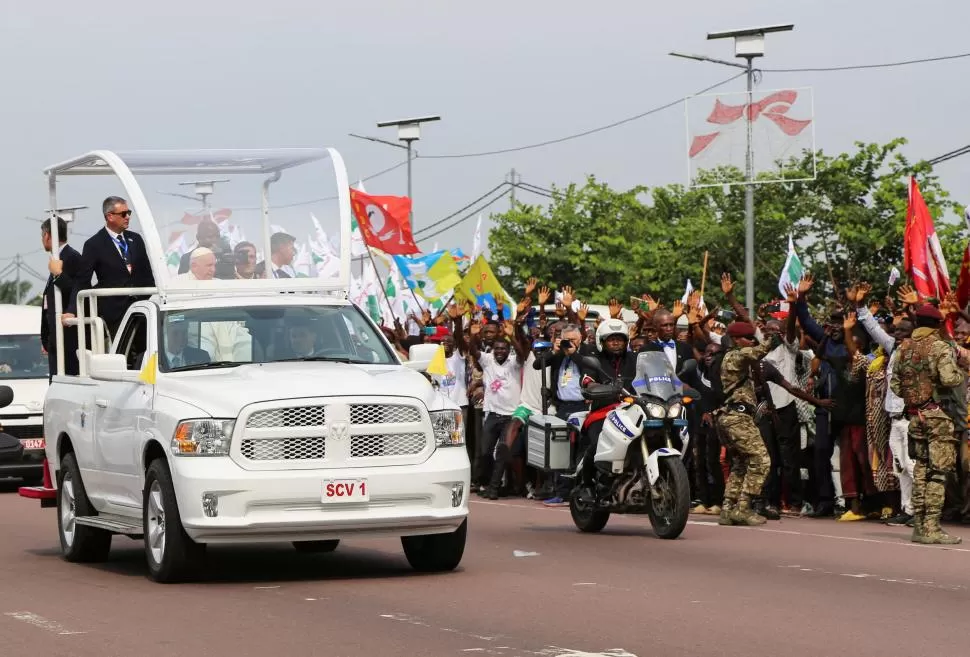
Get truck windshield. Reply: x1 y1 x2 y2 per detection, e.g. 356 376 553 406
159 305 396 371
0 335 48 379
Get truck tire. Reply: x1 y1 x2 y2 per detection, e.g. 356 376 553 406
58 453 112 562
143 459 205 583
292 540 340 553
401 519 467 572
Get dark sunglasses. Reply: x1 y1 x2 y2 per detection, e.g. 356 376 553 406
110 210 132 218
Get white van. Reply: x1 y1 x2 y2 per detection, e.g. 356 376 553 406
0 304 48 482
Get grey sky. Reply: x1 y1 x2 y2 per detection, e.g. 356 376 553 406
1 0 967 296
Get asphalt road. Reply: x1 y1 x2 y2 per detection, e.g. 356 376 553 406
1 479 969 657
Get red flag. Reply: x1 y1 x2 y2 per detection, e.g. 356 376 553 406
904 177 951 300
349 188 418 255
957 244 970 310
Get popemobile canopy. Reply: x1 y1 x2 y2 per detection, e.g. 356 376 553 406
43 148 353 297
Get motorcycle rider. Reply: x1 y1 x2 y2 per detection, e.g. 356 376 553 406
577 318 638 497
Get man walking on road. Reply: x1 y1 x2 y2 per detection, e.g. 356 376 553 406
891 304 964 545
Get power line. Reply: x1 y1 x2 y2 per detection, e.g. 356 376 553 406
418 73 746 160
514 182 554 198
412 183 509 237
763 51 970 73
417 187 513 243
927 144 970 166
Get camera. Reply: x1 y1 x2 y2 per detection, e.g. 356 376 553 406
212 239 237 280
532 340 553 356
559 339 573 351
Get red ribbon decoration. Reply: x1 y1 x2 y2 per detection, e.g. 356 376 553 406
689 90 811 158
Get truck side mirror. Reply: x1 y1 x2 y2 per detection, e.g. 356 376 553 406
404 343 439 371
0 385 13 409
88 354 129 381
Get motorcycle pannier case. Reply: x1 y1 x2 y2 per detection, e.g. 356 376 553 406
527 414 571 471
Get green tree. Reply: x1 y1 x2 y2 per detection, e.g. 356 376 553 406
488 139 963 306
0 280 35 305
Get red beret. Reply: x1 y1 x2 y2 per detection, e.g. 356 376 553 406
727 322 756 339
915 304 944 321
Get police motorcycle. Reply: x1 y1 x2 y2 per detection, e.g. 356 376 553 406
0 386 22 465
567 352 695 539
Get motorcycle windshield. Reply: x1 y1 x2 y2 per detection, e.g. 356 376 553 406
632 352 683 400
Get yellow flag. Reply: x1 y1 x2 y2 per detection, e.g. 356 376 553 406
454 255 511 309
426 345 449 376
138 352 158 385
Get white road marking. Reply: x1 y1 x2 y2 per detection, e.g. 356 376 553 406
4 611 86 635
254 585 281 590
382 613 637 656
513 550 540 557
471 500 970 552
777 564 965 592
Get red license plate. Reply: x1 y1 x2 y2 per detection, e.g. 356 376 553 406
20 438 45 451
321 479 369 503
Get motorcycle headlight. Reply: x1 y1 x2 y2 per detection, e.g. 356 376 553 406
667 402 683 418
645 403 666 419
430 409 465 447
172 419 234 456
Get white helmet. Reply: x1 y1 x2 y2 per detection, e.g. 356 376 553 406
595 318 629 352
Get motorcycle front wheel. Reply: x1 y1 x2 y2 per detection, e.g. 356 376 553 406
646 458 690 539
569 488 610 533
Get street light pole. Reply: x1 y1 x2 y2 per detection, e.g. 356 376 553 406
672 23 793 316
375 115 440 233
744 54 755 318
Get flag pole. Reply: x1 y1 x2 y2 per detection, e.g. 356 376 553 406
432 293 455 323
365 248 396 320
700 250 709 300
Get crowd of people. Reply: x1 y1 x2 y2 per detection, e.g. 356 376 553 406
38 196 970 546
386 273 970 546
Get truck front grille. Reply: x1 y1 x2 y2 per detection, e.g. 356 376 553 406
240 437 326 461
2 425 44 440
350 433 425 458
235 399 432 469
350 404 420 424
246 406 326 429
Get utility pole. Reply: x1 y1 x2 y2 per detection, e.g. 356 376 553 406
507 168 520 210
14 254 21 304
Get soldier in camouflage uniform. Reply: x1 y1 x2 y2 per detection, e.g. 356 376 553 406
715 322 779 526
890 304 964 545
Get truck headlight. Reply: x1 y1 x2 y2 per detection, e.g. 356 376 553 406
172 419 234 456
430 409 465 447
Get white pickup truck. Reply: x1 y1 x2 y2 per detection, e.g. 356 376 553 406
23 148 470 582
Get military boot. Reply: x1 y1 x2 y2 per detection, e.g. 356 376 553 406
732 495 767 526
718 500 737 526
922 510 963 545
910 513 926 543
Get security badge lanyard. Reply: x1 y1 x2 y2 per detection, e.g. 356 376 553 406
117 234 132 274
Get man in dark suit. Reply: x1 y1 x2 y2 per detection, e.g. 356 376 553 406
64 196 156 341
254 232 296 279
40 216 82 378
162 320 211 369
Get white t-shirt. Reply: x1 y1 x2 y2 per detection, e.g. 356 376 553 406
480 351 523 416
434 351 468 407
520 352 554 414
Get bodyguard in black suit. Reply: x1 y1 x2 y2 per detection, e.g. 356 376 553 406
40 217 81 378
66 197 156 340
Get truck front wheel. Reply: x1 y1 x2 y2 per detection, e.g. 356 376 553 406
58 453 112 562
401 519 467 572
143 459 205 583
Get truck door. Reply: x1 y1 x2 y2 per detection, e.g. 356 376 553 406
95 310 155 510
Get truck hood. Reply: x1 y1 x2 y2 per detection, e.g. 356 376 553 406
0 378 48 416
155 361 450 418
